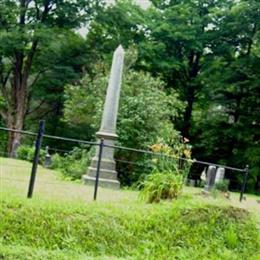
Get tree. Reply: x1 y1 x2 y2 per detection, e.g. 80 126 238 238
0 0 104 156
63 67 184 148
84 0 146 68
136 0 237 138
191 0 260 191
63 55 185 184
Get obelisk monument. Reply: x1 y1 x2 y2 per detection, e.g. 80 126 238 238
83 45 124 189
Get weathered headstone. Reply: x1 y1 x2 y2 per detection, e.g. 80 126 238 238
44 146 51 168
204 166 217 192
83 45 125 189
215 167 225 183
189 179 196 187
12 140 20 158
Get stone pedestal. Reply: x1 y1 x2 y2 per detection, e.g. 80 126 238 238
83 132 120 189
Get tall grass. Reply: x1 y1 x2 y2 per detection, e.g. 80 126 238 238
1 195 259 259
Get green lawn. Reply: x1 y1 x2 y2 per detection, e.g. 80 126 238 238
0 157 260 259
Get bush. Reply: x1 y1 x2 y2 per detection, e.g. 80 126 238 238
63 69 185 187
16 145 46 164
138 140 192 203
50 146 94 180
140 171 184 203
49 153 64 169
16 145 32 161
215 179 230 192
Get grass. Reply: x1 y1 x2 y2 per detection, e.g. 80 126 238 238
0 157 260 259
0 157 137 203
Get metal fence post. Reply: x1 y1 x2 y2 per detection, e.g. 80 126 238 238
27 120 45 198
239 165 249 202
93 138 104 201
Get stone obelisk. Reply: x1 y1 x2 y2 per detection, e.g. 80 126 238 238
83 45 124 189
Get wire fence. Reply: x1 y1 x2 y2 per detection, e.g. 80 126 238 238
0 121 249 202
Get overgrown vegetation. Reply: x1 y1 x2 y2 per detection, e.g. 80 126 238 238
140 172 184 203
49 146 93 180
215 179 230 192
0 194 259 259
1 158 259 259
0 0 259 193
140 142 192 203
16 145 46 165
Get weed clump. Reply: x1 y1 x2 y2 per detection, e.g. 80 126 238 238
140 172 184 203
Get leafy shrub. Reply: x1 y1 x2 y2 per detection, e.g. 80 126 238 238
16 145 46 164
49 153 64 170
140 171 184 203
50 146 94 180
149 138 192 178
63 69 185 186
61 148 90 180
16 145 32 161
215 179 230 192
139 140 192 203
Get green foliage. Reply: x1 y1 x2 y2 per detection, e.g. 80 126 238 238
0 195 259 259
215 179 230 192
16 144 91 180
139 141 191 203
140 171 184 203
188 0 260 192
0 0 258 194
63 64 185 185
49 153 64 170
63 67 184 148
224 225 239 249
16 145 45 165
0 0 105 155
0 245 85 260
50 147 94 180
16 145 33 161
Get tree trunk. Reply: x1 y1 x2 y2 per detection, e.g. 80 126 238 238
7 85 27 157
181 52 201 138
0 1 51 157
6 52 28 157
181 87 195 139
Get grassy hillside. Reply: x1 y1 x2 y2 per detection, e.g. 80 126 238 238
0 158 260 259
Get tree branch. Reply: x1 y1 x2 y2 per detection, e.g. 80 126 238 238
31 106 56 120
21 0 52 89
0 110 7 121
28 69 47 89
26 99 46 115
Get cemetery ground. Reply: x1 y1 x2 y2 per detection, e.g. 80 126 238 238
0 157 260 259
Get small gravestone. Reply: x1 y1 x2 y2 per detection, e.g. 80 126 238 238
215 167 225 183
12 140 20 158
204 166 217 192
189 179 196 187
200 168 207 181
44 146 51 168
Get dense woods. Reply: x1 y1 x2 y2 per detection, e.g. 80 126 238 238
0 0 259 193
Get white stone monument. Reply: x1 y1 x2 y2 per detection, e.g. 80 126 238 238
83 45 125 189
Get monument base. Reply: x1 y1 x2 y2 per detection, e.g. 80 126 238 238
82 175 120 189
